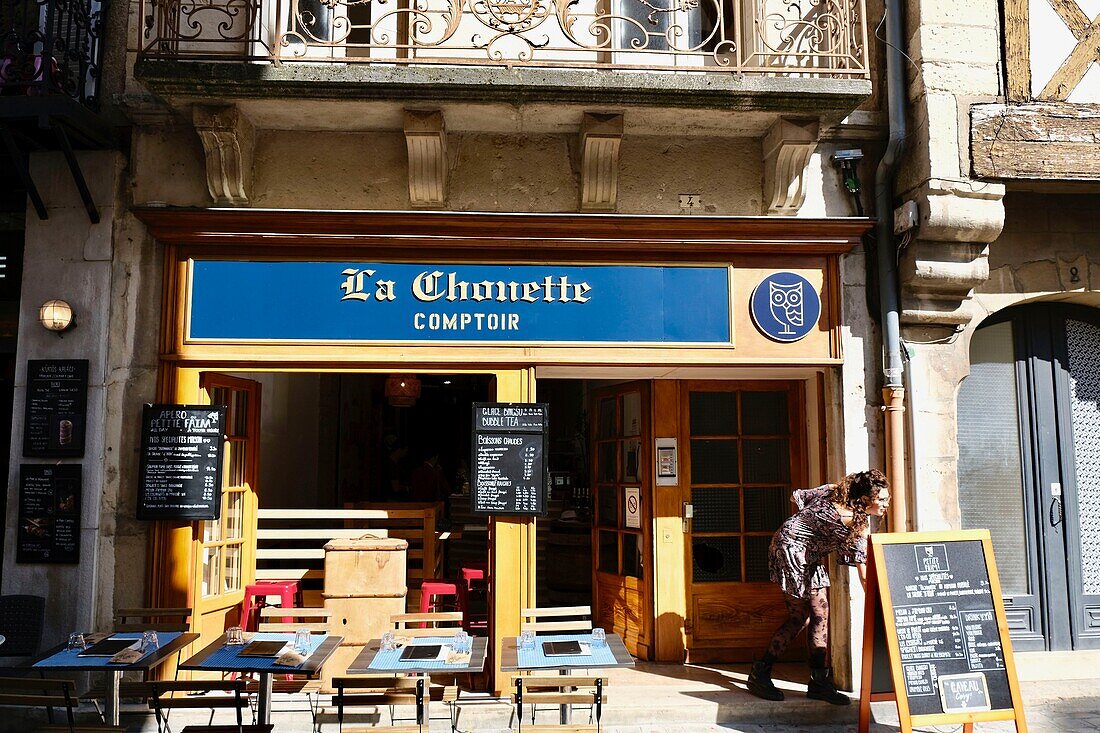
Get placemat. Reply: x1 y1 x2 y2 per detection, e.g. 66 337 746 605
35 632 184 668
368 636 471 671
517 633 618 668
193 632 326 671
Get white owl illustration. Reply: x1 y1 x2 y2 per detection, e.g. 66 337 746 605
769 281 804 335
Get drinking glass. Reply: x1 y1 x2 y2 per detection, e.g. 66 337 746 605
519 630 535 651
381 631 396 651
66 633 87 652
591 627 607 648
226 626 245 646
141 630 160 652
294 628 312 655
453 630 470 654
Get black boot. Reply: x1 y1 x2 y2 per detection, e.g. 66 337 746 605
747 660 784 701
807 667 851 705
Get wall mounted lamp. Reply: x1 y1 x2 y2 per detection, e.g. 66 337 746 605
39 299 76 336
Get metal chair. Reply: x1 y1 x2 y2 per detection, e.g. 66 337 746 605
512 676 605 733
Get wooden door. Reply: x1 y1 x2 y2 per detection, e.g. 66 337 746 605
591 382 652 659
681 381 805 662
191 373 262 651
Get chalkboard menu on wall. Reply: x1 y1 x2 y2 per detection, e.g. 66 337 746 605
17 464 81 563
858 530 1025 733
470 403 548 516
881 539 1012 714
23 359 88 457
137 404 226 520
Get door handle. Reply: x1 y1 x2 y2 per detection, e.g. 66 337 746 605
1049 497 1064 527
682 502 693 534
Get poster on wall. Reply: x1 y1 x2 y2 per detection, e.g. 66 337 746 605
137 404 226 521
470 402 549 516
17 464 81 564
23 359 88 458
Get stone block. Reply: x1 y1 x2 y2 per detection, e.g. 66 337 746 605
914 25 1001 66
978 264 1017 294
1059 254 1090 291
1014 259 1061 293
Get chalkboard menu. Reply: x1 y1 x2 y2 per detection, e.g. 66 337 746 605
17 464 81 564
23 359 88 457
859 530 1025 733
137 404 226 520
470 402 548 516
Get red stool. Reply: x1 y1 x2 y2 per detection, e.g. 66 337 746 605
240 580 300 631
419 579 462 628
459 565 489 632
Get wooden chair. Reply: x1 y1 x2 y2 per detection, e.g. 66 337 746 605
251 606 330 719
0 676 124 733
148 679 272 733
331 676 426 733
390 611 463 637
512 677 605 733
113 607 192 632
520 606 592 634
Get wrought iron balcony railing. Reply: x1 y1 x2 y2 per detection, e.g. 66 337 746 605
1 0 105 108
135 0 868 77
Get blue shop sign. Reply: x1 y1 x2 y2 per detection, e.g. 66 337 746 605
749 271 821 343
188 261 733 345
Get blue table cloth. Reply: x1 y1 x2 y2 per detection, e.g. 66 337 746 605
367 635 472 672
190 632 327 672
517 633 618 669
34 632 184 668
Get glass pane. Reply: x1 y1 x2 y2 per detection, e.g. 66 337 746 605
597 442 617 483
1064 318 1100 596
690 439 739 484
622 393 641 437
692 487 740 533
622 439 641 483
598 531 618 573
230 390 249 437
692 537 741 582
744 487 790 532
957 321 1028 595
224 544 242 592
597 398 617 439
622 533 642 578
744 536 772 582
597 486 618 528
689 391 738 435
211 386 229 408
740 391 789 435
742 439 790 484
202 546 221 597
225 492 244 539
229 441 247 487
203 518 222 543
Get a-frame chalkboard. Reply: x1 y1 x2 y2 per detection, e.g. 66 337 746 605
858 530 1027 733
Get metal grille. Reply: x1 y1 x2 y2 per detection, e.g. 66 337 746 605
1 0 104 107
1065 318 1100 596
692 537 740 582
692 487 740 533
957 321 1029 595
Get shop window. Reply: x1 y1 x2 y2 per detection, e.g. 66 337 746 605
200 385 250 599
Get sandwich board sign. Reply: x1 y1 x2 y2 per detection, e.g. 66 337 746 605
858 530 1027 733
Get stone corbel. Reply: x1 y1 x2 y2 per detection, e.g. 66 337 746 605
899 179 1006 335
404 110 447 208
762 118 820 216
579 112 624 211
193 105 254 206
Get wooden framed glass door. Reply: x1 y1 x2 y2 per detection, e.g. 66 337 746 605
192 373 262 648
680 380 805 662
591 381 653 659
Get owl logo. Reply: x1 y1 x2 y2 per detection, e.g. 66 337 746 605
768 281 804 336
750 272 821 343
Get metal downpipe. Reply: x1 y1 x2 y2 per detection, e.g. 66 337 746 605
876 0 909 531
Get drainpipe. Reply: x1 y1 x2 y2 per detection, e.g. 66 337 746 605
876 0 909 532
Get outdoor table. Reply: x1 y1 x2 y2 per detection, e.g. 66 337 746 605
500 632 633 724
180 632 342 726
31 630 199 726
347 634 488 676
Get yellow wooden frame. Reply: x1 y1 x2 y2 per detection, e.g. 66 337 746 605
858 530 1028 733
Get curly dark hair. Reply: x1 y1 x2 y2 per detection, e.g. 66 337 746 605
830 469 889 546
